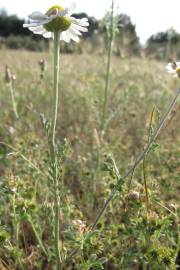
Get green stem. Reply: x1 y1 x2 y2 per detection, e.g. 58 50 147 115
50 30 62 270
54 162 62 269
12 194 19 248
93 0 114 210
12 194 25 270
174 214 180 267
51 31 60 157
100 0 114 137
12 194 20 267
9 82 18 120
27 217 48 257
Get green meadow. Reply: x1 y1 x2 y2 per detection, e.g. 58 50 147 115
0 49 179 269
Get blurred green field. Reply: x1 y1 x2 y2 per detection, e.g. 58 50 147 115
0 49 179 269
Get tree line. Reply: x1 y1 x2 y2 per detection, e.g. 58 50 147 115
0 9 180 59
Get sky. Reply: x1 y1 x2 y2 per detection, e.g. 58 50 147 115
0 0 180 43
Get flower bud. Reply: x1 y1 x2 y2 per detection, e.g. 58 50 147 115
5 65 11 83
38 59 47 72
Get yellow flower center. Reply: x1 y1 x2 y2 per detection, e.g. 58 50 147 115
44 5 71 32
176 67 180 77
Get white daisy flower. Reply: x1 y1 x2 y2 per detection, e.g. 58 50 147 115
166 61 180 78
23 3 89 43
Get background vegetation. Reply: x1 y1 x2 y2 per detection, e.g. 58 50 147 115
1 8 180 58
0 7 179 270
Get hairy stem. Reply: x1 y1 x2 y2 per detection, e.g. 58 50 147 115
54 162 62 269
50 31 62 270
51 31 60 157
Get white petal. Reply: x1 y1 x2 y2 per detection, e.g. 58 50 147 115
70 34 80 42
67 29 80 42
166 63 174 71
65 2 76 15
60 31 71 43
166 63 172 69
166 67 172 72
80 18 89 23
168 70 176 74
71 23 88 32
29 25 46 34
71 17 89 27
70 35 80 42
23 18 52 28
69 25 82 36
43 32 53 38
29 11 48 20
58 10 68 16
23 23 39 28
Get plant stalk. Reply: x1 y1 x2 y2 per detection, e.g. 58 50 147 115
54 162 62 269
51 30 62 270
27 217 47 257
51 31 60 157
9 82 18 120
93 0 114 208
100 0 114 137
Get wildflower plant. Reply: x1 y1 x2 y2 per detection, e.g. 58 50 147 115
166 61 180 78
67 70 180 266
23 3 89 269
23 3 89 42
0 4 179 270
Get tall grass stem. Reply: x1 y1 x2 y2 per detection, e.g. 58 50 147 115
100 0 114 137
